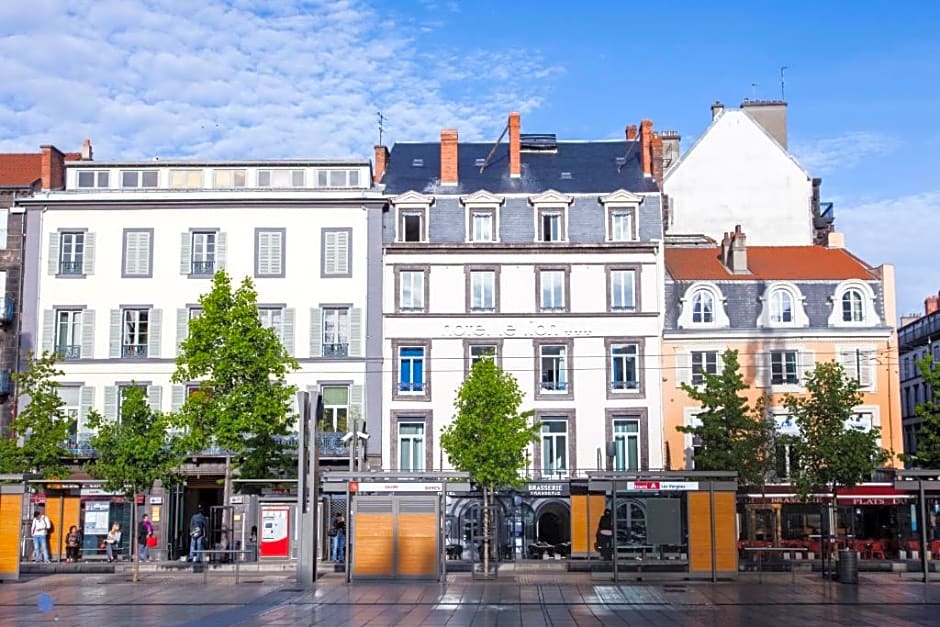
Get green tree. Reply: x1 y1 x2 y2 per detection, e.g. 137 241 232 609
0 352 72 477
676 349 775 487
784 360 889 499
440 357 537 575
86 385 185 582
172 271 299 480
901 355 940 468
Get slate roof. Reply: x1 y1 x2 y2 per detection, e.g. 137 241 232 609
665 245 878 281
382 140 659 195
0 154 42 188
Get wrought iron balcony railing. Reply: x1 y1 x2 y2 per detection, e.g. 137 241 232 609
323 342 349 358
191 260 215 275
59 260 83 275
122 344 148 358
56 344 81 360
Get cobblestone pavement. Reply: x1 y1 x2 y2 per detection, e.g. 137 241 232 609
1 572 939 626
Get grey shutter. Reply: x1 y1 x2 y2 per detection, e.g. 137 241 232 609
42 309 55 353
350 383 364 429
148 309 162 358
79 386 95 429
176 308 188 351
83 232 96 275
336 231 349 274
216 232 227 271
282 308 295 355
109 309 122 358
800 350 815 384
675 351 691 387
104 386 118 421
349 307 362 357
271 232 283 274
309 307 322 357
256 233 268 274
859 350 874 388
171 385 186 412
180 232 191 274
47 234 59 275
323 231 337 274
81 309 95 359
124 232 137 274
147 385 163 413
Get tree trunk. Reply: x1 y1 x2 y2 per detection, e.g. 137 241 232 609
482 486 490 575
132 495 140 583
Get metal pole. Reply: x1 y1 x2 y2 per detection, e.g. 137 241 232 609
611 479 618 582
296 391 317 587
440 477 446 582
345 484 351 583
920 480 929 583
709 482 717 583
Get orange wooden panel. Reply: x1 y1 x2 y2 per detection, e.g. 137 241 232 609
687 492 712 573
353 513 394 576
396 513 437 576
570 494 606 555
689 492 738 574
0 491 23 577
714 492 738 572
44 496 64 559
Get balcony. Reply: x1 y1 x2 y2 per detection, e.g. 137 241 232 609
122 344 148 358
611 380 639 391
539 381 568 392
318 431 352 457
0 296 13 323
56 344 81 360
59 260 83 275
323 342 349 358
399 382 425 393
190 260 215 275
0 371 11 396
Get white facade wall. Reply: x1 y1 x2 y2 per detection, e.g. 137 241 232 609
383 249 665 476
664 110 814 245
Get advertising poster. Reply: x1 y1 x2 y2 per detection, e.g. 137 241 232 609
83 501 110 535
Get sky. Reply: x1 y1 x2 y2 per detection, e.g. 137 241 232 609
1 0 937 317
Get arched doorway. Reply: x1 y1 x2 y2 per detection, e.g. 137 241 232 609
536 500 570 545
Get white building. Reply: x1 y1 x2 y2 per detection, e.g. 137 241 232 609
17 159 386 499
376 113 667 546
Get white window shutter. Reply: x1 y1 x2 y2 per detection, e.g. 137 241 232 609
124 234 137 274
216 232 227 271
81 309 95 359
180 232 191 274
83 232 96 275
140 232 151 275
47 234 59 275
109 309 121 358
675 351 691 387
349 307 362 357
171 385 186 412
859 350 874 388
176 308 188 351
79 386 95 431
269 232 283 274
148 309 162 358
309 307 322 357
41 309 55 353
336 231 349 274
147 385 163 413
324 231 336 274
256 234 269 274
104 386 118 421
839 350 857 382
800 350 815 384
282 308 295 355
350 384 364 428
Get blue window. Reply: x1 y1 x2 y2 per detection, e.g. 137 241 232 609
611 344 639 390
399 346 425 392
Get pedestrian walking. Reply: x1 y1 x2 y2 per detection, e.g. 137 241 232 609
30 511 52 563
330 513 346 562
138 514 154 562
105 522 122 562
65 525 82 563
188 506 208 562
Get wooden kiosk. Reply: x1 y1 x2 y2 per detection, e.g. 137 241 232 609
0 476 26 581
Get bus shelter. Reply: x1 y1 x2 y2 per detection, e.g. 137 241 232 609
322 472 470 582
895 469 940 583
580 471 738 581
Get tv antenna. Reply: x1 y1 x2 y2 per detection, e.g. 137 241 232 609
377 111 386 145
780 66 790 100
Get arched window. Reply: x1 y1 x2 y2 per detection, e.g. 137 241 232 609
842 289 864 322
770 289 793 323
691 290 714 324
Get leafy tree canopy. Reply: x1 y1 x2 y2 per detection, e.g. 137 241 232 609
901 355 940 469
172 271 299 479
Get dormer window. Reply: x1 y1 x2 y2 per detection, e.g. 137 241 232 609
391 191 434 244
599 189 643 242
540 212 563 242
529 190 573 244
460 191 503 243
401 212 424 242
76 170 110 189
692 290 714 323
842 289 863 322
610 210 635 242
121 170 158 188
678 283 729 329
828 280 880 327
471 211 494 242
757 282 809 328
770 289 794 324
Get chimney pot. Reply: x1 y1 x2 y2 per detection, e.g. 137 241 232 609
626 124 638 141
81 139 93 161
508 112 521 178
373 145 389 184
39 145 65 190
711 101 724 120
440 129 459 186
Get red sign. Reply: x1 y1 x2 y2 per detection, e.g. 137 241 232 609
633 481 660 490
349 481 359 493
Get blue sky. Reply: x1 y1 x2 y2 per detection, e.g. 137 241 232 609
1 0 937 316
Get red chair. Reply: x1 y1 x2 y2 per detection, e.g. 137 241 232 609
869 541 886 560
930 540 940 557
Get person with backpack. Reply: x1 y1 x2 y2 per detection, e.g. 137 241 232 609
188 506 207 563
30 510 52 563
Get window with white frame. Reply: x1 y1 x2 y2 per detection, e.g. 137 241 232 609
540 420 568 478
59 232 85 275
322 307 350 357
609 269 636 311
121 170 158 188
770 350 799 385
691 289 713 324
258 169 305 187
469 344 497 367
169 169 203 188
61 386 80 448
259 307 284 341
842 289 864 323
400 211 424 242
399 422 426 471
539 211 563 242
212 169 246 188
539 269 566 312
122 309 149 358
321 386 349 432
539 345 569 392
55 309 82 360
322 229 350 276
691 351 719 385
470 210 494 242
612 418 640 471
469 270 496 312
610 343 639 390
399 270 425 312
398 346 426 393
770 288 794 324
315 169 361 188
190 231 216 275
76 170 109 189
610 210 634 242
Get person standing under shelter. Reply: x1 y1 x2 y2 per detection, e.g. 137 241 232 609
331 513 346 562
188 506 208 562
30 510 52 563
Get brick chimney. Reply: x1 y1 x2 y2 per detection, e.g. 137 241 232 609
625 124 638 141
440 129 458 186
81 138 93 161
722 225 749 274
508 112 521 178
40 145 65 190
639 119 653 177
650 133 664 190
373 145 389 184
927 295 940 316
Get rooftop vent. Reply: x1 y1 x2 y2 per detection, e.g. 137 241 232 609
411 158 424 167
474 158 486 167
520 133 557 152
615 156 626 166
560 171 572 180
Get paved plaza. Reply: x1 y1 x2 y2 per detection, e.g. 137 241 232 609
2 570 940 626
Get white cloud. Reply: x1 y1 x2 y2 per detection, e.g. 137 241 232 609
0 0 563 159
791 131 896 173
838 191 940 317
